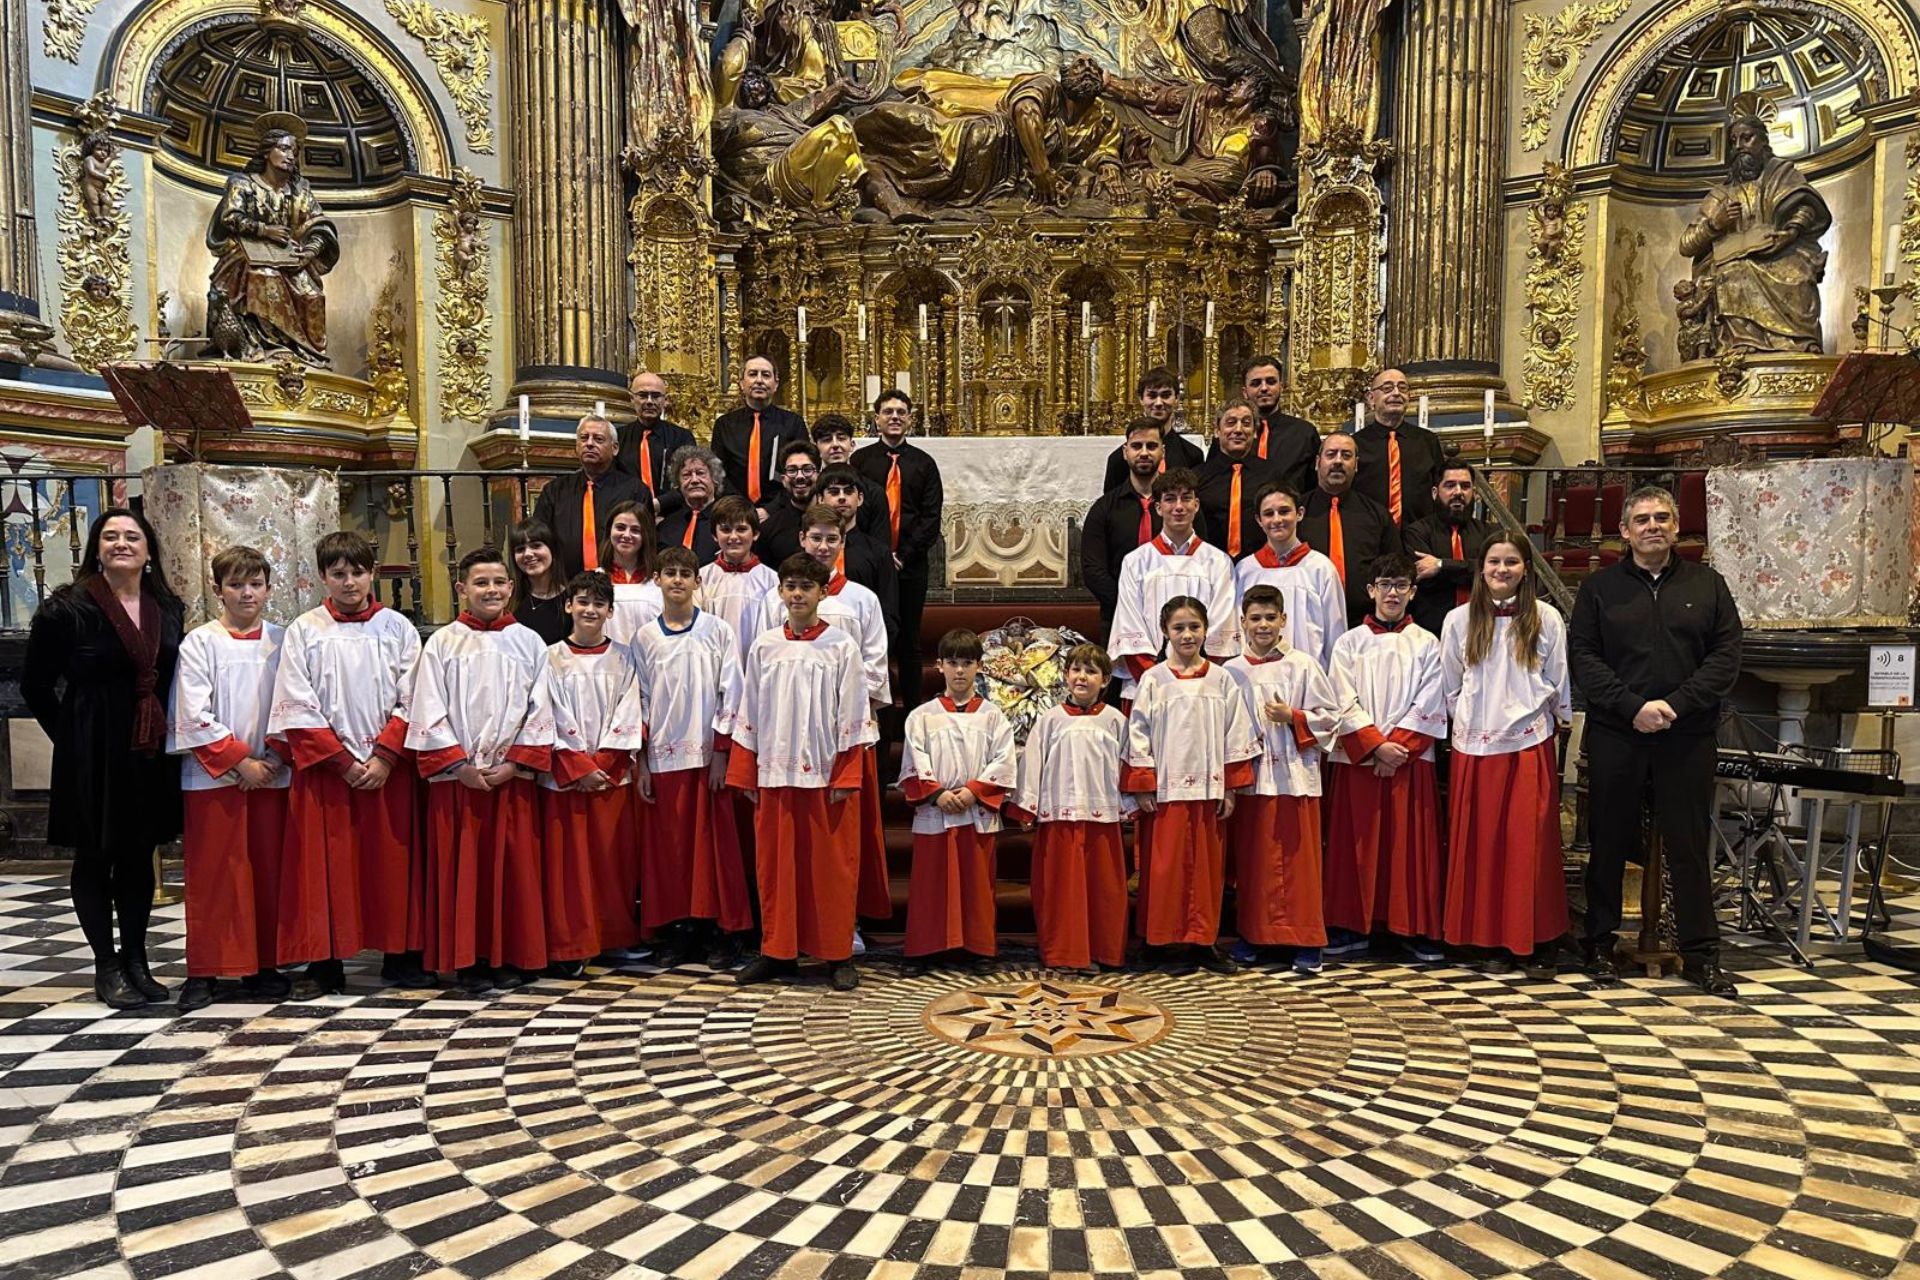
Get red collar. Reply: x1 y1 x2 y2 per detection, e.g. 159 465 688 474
714 553 761 573
565 638 611 653
1062 699 1103 716
457 611 518 632
325 598 383 624
224 626 263 640
1239 649 1285 664
1150 533 1199 556
1365 614 1411 634
784 620 829 641
826 572 847 595
1166 660 1211 680
609 565 649 585
939 695 982 713
1254 541 1310 569
1492 600 1522 618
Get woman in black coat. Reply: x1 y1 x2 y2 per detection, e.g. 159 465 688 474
23 507 185 1008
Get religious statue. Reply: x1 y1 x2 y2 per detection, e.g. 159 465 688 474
715 68 896 220
204 115 339 365
1673 277 1717 362
1297 0 1391 148
618 0 714 166
1676 99 1831 355
78 132 117 228
1101 67 1285 208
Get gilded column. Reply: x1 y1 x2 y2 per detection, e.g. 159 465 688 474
506 0 628 418
1385 0 1512 410
0 0 51 364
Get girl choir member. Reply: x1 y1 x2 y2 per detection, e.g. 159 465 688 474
601 500 664 645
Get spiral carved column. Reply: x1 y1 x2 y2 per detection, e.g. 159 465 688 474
0 0 48 365
506 0 629 419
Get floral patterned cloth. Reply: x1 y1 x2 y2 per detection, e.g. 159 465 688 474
1705 458 1910 629
141 464 337 628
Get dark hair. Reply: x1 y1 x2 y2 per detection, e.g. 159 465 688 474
597 499 657 576
505 517 562 611
742 353 782 379
801 500 845 531
1369 552 1416 583
777 438 822 469
457 546 509 581
1438 460 1477 486
1240 584 1284 614
211 544 272 587
1240 354 1283 383
874 388 912 413
710 495 759 533
1253 481 1301 512
777 552 829 586
817 463 863 495
245 128 301 177
1151 467 1200 499
1062 642 1113 678
655 544 700 575
938 628 983 662
1136 366 1178 396
53 507 182 616
316 529 375 574
1159 594 1208 631
811 413 856 442
1123 416 1166 440
563 569 614 606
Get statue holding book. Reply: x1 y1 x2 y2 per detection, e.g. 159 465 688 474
204 114 340 365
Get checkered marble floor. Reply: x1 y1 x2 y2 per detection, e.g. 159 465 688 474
2 875 1918 1280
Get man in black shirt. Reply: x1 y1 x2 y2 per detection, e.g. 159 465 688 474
1082 418 1166 635
812 415 887 541
1195 399 1278 560
1100 367 1206 491
1403 461 1497 635
851 389 943 716
712 355 805 513
622 370 696 504
1236 353 1321 495
755 438 825 566
532 414 652 580
818 464 901 638
1570 485 1742 998
1353 366 1446 529
1299 431 1401 625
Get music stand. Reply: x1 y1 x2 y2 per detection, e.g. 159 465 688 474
1813 350 1920 435
100 361 253 461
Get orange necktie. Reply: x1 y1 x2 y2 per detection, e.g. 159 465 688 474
746 410 762 504
886 454 903 553
1227 463 1243 558
1257 419 1269 460
582 478 599 570
1452 527 1469 605
1137 494 1152 545
639 429 654 492
682 511 698 549
1328 495 1345 583
1387 431 1403 524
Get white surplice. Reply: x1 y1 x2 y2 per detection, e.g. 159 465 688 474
1224 649 1338 797
628 609 742 773
1328 618 1448 763
522 640 645 791
755 575 892 707
1012 703 1137 824
898 697 1019 835
1233 543 1348 669
1439 601 1571 757
733 625 878 789
405 620 548 776
607 579 666 647
169 621 291 791
1127 661 1260 803
1109 534 1240 696
268 604 421 762
699 557 779 658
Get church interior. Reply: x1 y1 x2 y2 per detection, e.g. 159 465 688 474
2 0 1920 1275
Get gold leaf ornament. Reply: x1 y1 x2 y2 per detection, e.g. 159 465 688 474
433 168 493 423
55 95 137 371
42 0 102 62
1519 0 1631 152
384 0 495 153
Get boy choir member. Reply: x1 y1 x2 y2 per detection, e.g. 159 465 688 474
407 548 552 992
1440 536 1572 976
851 389 945 724
1325 554 1448 963
631 546 753 968
600 500 665 645
271 532 428 993
1100 367 1206 491
814 464 901 635
1124 596 1259 972
1196 400 1277 559
811 415 887 540
700 496 779 657
1083 420 1176 638
1109 469 1239 702
168 546 291 1010
1353 368 1445 529
1232 483 1347 669
1404 463 1496 639
524 570 645 976
655 446 725 563
506 519 571 646
728 554 877 990
712 354 805 510
898 630 1018 964
1224 586 1338 972
1007 645 1134 972
1300 432 1402 626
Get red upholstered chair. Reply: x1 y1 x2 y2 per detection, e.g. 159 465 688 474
1597 548 1621 569
1598 483 1625 535
1676 542 1706 562
1561 485 1598 541
1677 472 1708 537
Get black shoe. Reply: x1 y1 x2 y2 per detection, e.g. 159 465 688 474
242 968 291 1000
303 958 346 994
178 976 217 1011
1197 947 1240 975
544 960 586 979
456 965 495 994
1580 940 1623 986
1484 953 1517 975
120 950 168 1003
737 955 789 985
1681 958 1738 998
492 966 533 990
829 960 860 991
380 954 438 989
1520 954 1559 981
94 957 146 1009
705 936 743 971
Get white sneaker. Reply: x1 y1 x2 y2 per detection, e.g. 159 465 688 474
851 930 867 957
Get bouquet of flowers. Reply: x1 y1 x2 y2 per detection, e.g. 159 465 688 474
977 617 1091 744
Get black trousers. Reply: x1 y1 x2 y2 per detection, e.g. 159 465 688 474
891 563 931 709
1583 724 1720 959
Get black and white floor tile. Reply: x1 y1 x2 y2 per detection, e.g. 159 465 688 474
1 874 1917 1280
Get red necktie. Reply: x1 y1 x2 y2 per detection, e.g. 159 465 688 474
1138 494 1152 545
746 410 762 504
1452 527 1469 605
582 479 599 571
1328 496 1345 584
886 454 903 553
639 429 654 492
1387 431 1403 524
682 511 698 548
1227 463 1243 558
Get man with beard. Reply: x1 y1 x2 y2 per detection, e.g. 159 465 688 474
1299 432 1399 626
621 371 697 504
1102 367 1205 491
755 438 826 566
713 356 806 516
1195 399 1277 560
1233 355 1320 496
1083 418 1180 636
1403 461 1496 637
1352 367 1445 530
1677 102 1831 353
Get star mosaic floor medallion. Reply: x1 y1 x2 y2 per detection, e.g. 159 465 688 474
921 978 1171 1057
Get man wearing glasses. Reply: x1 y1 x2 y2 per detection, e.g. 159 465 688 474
753 439 827 566
620 371 696 507
1353 367 1445 531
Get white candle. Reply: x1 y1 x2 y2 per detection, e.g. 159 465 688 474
1146 299 1158 339
857 302 867 343
918 303 928 341
797 306 807 342
864 373 881 405
1081 300 1091 333
1204 300 1215 338
1353 401 1364 433
517 393 530 442
1418 393 1430 432
1483 388 1495 440
895 370 912 396
1886 219 1903 280
593 399 605 419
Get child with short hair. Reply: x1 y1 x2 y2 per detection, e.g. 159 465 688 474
1124 595 1259 972
169 545 291 1010
1007 643 1134 972
407 547 552 992
727 553 876 990
699 495 777 658
600 498 665 645
525 569 645 976
1233 483 1347 669
632 544 753 968
1326 553 1448 963
271 531 426 993
898 629 1018 964
1110 468 1239 701
1224 584 1338 972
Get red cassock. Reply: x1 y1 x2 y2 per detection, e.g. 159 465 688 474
184 786 287 978
902 827 998 957
423 775 548 972
727 745 863 961
1024 820 1128 970
277 721 420 965
1443 740 1568 953
1324 751 1444 940
1135 799 1237 946
1230 794 1326 947
854 745 893 920
639 766 754 934
540 748 639 960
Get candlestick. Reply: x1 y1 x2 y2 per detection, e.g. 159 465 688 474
797 306 807 342
1146 298 1158 340
1353 401 1364 433
1204 299 1215 338
857 303 867 343
896 370 912 396
593 399 605 419
1482 388 1495 437
1418 393 1430 432
918 303 928 341
517 393 530 443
